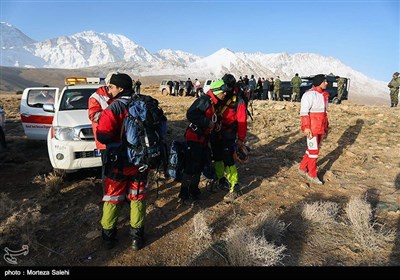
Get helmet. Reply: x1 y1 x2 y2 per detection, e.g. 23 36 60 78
221 73 236 90
210 79 227 95
234 143 250 164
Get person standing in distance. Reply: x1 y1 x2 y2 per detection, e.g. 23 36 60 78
388 72 400 107
291 73 302 102
298 74 329 185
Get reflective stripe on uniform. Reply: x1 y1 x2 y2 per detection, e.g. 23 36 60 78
128 188 146 195
305 150 319 158
103 194 125 202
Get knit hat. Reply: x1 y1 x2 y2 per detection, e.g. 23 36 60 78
313 74 326 86
210 79 227 95
109 73 132 90
221 73 236 90
105 72 118 86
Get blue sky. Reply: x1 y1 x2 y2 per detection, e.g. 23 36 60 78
1 0 399 81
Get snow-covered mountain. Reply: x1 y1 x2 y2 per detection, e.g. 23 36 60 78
1 22 36 48
0 22 388 100
155 49 201 65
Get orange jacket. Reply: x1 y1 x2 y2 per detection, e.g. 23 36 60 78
88 86 113 150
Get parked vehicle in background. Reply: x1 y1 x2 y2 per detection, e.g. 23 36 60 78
44 77 104 172
0 104 6 152
178 80 187 96
20 87 58 140
280 74 350 104
160 79 188 96
21 77 105 172
203 79 215 94
160 79 171 95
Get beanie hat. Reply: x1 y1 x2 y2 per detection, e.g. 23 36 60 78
105 72 118 86
110 73 133 90
221 73 236 90
313 74 326 87
210 79 227 95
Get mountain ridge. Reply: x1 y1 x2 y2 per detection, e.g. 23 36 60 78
0 22 390 103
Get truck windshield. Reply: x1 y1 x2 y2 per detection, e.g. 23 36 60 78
59 88 96 111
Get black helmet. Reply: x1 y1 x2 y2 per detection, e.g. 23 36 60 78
222 73 236 90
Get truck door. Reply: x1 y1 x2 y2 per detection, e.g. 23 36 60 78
20 87 59 140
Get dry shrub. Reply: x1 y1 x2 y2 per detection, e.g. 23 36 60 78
32 171 63 197
344 196 396 253
254 210 288 243
300 197 396 265
225 224 286 266
192 210 213 241
224 210 286 266
302 200 339 227
0 200 49 247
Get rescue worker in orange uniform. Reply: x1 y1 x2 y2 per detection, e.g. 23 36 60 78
298 74 329 185
96 73 148 251
178 79 227 205
210 74 248 202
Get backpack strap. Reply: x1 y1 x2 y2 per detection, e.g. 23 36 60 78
219 95 236 116
113 97 132 147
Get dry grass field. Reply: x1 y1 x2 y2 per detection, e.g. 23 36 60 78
0 84 399 268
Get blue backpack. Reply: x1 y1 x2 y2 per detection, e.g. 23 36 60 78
119 94 167 171
167 140 187 181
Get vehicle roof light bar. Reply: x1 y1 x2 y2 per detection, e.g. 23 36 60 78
64 77 105 85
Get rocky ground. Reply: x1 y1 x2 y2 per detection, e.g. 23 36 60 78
0 85 399 269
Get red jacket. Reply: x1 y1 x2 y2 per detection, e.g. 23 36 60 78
96 95 131 146
300 86 329 135
88 86 113 149
219 88 247 142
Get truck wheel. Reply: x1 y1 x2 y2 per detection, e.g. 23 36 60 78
332 97 340 104
161 89 168 96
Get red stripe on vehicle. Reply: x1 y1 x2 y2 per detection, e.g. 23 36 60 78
20 115 53 124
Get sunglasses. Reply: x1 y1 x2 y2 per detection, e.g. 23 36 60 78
213 83 228 93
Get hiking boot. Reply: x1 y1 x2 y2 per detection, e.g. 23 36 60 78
177 197 194 206
218 177 230 191
206 179 218 193
298 169 307 177
307 175 323 185
224 191 241 203
191 191 203 201
131 239 144 251
103 239 118 250
102 228 118 250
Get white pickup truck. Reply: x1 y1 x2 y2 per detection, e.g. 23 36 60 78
20 77 105 172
